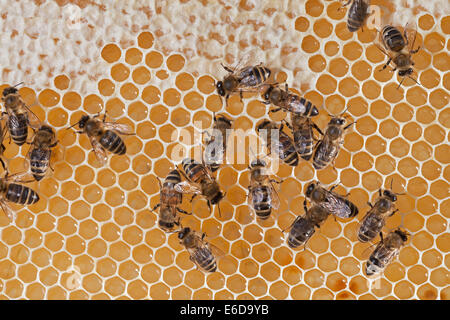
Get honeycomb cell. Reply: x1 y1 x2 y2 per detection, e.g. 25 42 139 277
38 89 60 107
324 41 340 56
111 63 130 82
329 58 349 77
295 16 309 32
301 35 320 53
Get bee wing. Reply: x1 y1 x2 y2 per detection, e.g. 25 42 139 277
374 42 394 61
0 198 15 221
269 181 280 210
102 122 135 136
322 190 353 218
404 22 420 52
174 181 202 195
4 171 34 183
88 135 108 166
23 103 42 130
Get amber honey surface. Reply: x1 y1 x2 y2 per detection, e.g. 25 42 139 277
0 0 448 300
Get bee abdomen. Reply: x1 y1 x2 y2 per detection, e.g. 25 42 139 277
30 148 51 181
347 0 369 32
382 25 405 52
365 255 384 276
207 163 220 172
253 66 271 85
358 213 384 242
100 130 126 155
294 130 314 160
194 247 217 273
287 217 315 248
279 135 299 166
6 183 39 205
165 169 182 185
8 114 28 146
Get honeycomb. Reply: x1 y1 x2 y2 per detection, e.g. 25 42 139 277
0 0 448 300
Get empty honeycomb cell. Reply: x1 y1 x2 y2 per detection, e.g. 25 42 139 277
329 58 349 77
433 52 449 71
111 63 130 82
338 77 359 97
145 51 164 69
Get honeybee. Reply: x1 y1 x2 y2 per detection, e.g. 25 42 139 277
178 226 220 273
216 63 271 103
341 0 370 32
175 158 225 214
152 169 191 232
305 181 359 219
365 228 409 276
256 120 298 167
262 83 319 117
376 24 421 88
247 159 281 220
312 116 354 170
27 125 58 181
358 188 400 243
203 114 233 173
287 201 330 249
1 83 40 146
0 122 7 170
285 113 323 161
0 171 39 221
68 113 134 166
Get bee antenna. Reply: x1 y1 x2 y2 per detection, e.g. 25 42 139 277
408 75 421 86
396 76 407 90
13 82 24 88
66 120 81 130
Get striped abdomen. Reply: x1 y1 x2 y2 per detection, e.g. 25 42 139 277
287 216 315 248
365 245 397 276
357 211 385 242
239 66 271 87
161 169 182 205
8 113 28 146
293 120 314 161
192 247 217 273
6 183 39 205
382 25 405 52
287 95 319 117
278 132 299 166
99 130 126 155
30 148 51 181
312 140 339 170
181 158 207 184
347 0 369 32
251 185 272 220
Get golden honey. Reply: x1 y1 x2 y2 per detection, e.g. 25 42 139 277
0 1 447 301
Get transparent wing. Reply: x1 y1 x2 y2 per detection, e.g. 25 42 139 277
23 103 42 130
0 198 15 221
102 122 135 135
174 181 202 194
89 135 108 166
4 170 34 183
404 22 420 52
269 181 281 210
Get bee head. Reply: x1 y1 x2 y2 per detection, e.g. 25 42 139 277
158 220 175 231
210 191 224 205
305 182 317 199
250 159 266 168
398 68 413 77
383 190 397 202
262 85 276 102
216 81 226 96
394 229 409 242
330 117 346 126
178 227 190 240
40 125 55 135
2 86 18 97
77 115 90 129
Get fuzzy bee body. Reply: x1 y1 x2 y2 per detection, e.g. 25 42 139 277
69 114 134 166
381 25 406 52
178 227 217 273
358 189 398 243
257 120 298 167
216 64 271 102
154 169 190 232
313 117 352 170
29 125 57 181
345 0 370 32
305 181 359 219
262 84 319 117
365 229 408 276
291 114 322 161
204 114 232 172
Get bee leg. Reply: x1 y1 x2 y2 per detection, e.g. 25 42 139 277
190 194 198 202
282 120 293 130
411 46 421 54
268 108 282 114
379 232 384 243
221 63 234 73
344 121 355 130
151 203 161 212
177 207 192 215
367 202 373 208
379 58 392 71
303 199 308 212
338 0 352 10
239 90 243 102
311 122 324 136
0 157 5 171
389 209 399 217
